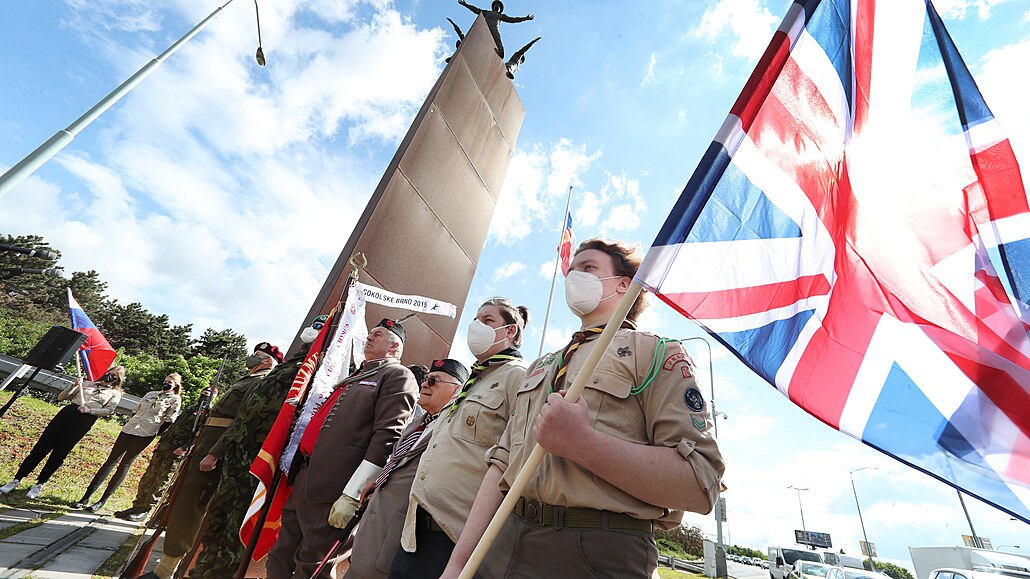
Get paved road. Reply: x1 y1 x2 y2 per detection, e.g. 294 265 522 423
729 561 771 579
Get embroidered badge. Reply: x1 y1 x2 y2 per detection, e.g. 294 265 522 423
540 353 556 366
662 352 687 370
527 367 546 379
683 386 705 412
434 359 445 368
489 382 499 389
681 366 693 379
691 415 707 432
358 380 377 386
617 346 632 357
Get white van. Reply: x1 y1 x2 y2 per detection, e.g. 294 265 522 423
770 546 824 579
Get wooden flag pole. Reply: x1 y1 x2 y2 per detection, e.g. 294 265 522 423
457 282 643 579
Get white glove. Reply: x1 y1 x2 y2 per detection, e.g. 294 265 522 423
328 493 360 528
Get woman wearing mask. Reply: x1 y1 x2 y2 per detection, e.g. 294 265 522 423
74 373 183 512
0 366 126 499
389 297 530 579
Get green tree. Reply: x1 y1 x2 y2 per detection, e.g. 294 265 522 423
654 524 705 559
0 305 53 359
871 561 914 579
193 328 248 384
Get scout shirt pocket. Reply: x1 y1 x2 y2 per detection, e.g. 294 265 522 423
456 390 507 447
509 369 548 447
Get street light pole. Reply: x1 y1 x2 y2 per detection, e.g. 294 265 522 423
848 467 877 571
0 0 266 200
788 485 810 545
683 337 726 579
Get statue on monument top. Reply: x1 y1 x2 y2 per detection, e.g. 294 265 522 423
457 0 534 59
504 36 541 79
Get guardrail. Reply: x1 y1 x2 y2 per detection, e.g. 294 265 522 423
658 553 706 573
0 353 140 416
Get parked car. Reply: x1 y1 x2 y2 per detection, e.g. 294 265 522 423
762 560 771 569
827 566 890 579
930 568 1030 579
791 561 834 579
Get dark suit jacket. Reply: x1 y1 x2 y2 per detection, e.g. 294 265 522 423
304 358 417 503
345 408 435 578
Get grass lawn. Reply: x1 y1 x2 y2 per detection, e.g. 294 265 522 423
0 391 155 513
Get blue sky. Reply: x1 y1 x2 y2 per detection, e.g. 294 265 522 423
2 0 1028 565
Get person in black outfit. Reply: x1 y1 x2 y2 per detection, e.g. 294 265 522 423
457 0 534 58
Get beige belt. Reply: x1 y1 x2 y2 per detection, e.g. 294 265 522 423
514 497 653 532
205 417 233 428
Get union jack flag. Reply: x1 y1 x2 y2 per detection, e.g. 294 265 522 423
635 0 1030 522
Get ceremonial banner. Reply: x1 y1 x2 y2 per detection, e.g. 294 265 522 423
635 0 1030 522
279 288 367 471
355 282 457 318
67 288 116 381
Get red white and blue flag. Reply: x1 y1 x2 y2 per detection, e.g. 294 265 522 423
67 288 116 382
635 0 1030 522
559 211 575 276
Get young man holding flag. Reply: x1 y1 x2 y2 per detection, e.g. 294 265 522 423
442 239 725 578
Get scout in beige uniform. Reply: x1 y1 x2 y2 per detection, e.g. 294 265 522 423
443 239 725 579
343 359 466 579
392 298 530 579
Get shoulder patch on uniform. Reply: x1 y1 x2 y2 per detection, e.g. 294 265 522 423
540 352 557 367
662 352 687 370
691 414 707 432
683 386 705 412
617 346 632 357
527 367 546 379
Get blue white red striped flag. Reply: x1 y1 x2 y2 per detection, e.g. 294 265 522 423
67 288 116 382
559 211 575 276
635 0 1030 522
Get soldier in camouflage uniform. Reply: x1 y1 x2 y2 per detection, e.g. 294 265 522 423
140 342 283 579
114 401 203 523
186 337 316 579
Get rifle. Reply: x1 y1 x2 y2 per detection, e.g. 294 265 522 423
309 501 368 579
119 357 228 578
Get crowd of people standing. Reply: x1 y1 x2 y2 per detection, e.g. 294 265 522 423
0 238 725 579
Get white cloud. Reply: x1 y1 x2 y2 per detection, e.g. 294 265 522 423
694 0 778 61
489 139 602 246
0 0 449 348
641 52 658 86
934 0 1012 19
538 260 556 278
493 261 526 282
601 203 642 231
577 191 602 228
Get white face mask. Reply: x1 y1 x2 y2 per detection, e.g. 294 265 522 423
300 327 320 344
564 271 623 316
466 319 512 356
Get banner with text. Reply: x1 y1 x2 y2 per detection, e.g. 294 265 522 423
356 282 457 318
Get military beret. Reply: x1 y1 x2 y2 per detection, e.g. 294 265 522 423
376 318 406 343
310 314 329 330
254 341 284 363
430 358 469 384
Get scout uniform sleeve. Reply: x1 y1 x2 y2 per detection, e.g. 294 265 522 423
638 336 724 513
164 395 182 423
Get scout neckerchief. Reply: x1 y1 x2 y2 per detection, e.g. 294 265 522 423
374 411 436 489
550 320 637 394
446 347 522 418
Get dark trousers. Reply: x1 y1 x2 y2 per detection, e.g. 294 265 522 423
388 508 455 579
16 405 97 484
81 431 154 503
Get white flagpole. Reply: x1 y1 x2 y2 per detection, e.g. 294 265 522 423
0 0 263 199
536 185 574 357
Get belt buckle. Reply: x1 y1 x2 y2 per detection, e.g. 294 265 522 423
524 498 542 525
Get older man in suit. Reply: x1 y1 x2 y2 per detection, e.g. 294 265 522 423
343 359 468 579
267 319 418 579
